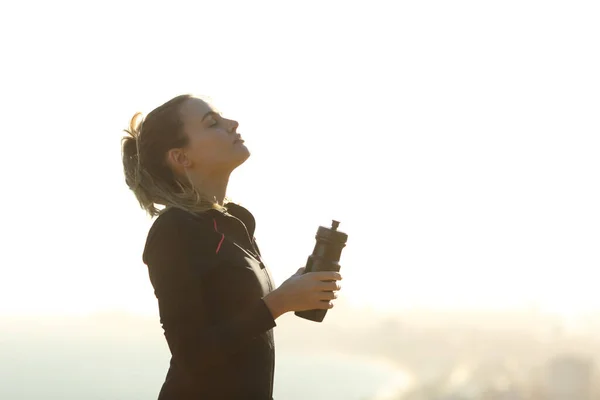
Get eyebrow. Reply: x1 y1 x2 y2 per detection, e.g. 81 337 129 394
201 111 221 121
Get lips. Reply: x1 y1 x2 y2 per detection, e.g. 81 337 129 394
234 138 245 144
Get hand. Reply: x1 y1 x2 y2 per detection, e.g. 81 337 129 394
263 267 342 319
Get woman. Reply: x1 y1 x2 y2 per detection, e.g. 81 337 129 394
121 94 342 399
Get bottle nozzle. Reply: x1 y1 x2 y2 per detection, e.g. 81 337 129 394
331 220 340 230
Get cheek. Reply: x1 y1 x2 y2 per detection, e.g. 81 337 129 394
190 133 233 164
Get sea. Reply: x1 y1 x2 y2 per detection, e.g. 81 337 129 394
0 313 414 400
0 333 411 400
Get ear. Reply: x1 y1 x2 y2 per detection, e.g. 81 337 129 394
166 148 192 170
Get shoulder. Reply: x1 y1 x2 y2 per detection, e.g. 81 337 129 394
152 207 211 231
142 207 221 264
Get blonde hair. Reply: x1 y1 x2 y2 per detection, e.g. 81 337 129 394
121 94 225 217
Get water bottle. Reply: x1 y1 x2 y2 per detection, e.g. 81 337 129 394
295 220 348 322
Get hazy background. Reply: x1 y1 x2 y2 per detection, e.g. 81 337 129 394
1 0 599 399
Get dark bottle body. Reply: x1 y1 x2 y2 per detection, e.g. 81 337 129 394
295 221 348 323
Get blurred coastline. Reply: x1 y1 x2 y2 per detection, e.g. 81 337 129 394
3 302 600 399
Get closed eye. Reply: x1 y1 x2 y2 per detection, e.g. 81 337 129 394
202 111 223 127
206 117 218 127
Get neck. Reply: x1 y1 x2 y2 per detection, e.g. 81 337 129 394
189 170 231 206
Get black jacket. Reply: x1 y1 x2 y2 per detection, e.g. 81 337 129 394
142 204 277 399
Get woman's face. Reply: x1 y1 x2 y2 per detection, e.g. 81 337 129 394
178 97 249 174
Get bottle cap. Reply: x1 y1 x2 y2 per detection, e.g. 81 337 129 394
316 220 348 244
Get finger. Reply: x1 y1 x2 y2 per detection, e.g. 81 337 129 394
317 281 341 291
309 271 342 281
317 290 338 301
315 300 335 310
294 267 305 276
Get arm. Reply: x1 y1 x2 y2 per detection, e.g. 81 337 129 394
144 213 277 378
251 237 287 319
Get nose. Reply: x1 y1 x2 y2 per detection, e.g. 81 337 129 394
228 119 239 133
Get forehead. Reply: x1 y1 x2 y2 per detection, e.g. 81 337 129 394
179 97 220 122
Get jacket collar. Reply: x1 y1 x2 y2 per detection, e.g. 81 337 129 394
210 203 256 237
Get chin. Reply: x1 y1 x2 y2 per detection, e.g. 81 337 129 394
240 144 251 159
232 148 251 169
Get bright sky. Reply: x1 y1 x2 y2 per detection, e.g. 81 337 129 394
1 0 599 317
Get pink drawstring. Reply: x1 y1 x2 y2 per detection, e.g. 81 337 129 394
213 218 225 254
